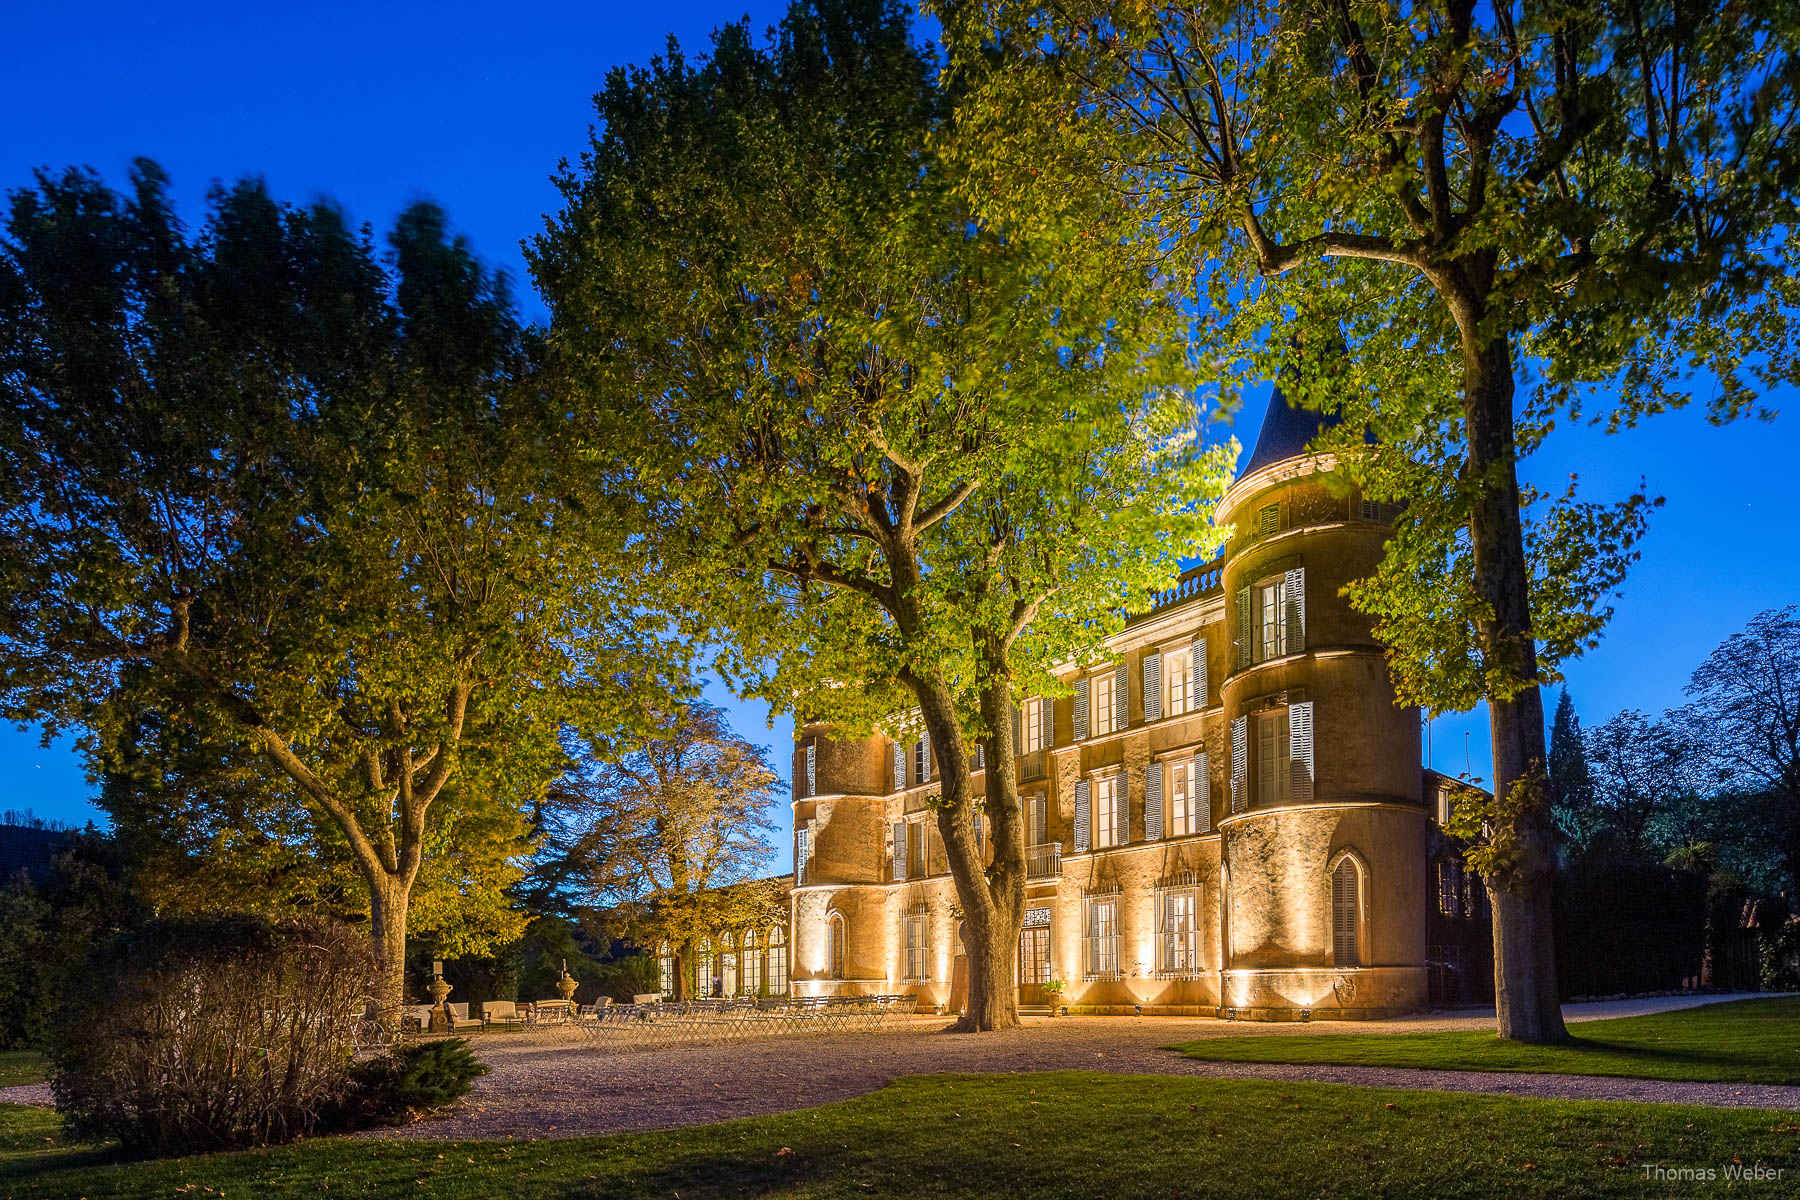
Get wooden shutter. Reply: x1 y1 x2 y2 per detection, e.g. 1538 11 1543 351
1114 773 1130 845
892 821 907 881
1193 640 1207 708
1143 651 1162 722
1230 717 1248 813
921 730 932 782
804 744 816 798
1332 860 1359 966
796 828 810 885
1074 677 1089 741
893 742 905 791
1039 693 1054 750
1144 761 1164 840
1194 751 1212 832
974 743 985 770
1284 566 1306 653
1235 586 1252 669
1074 778 1091 852
1030 794 1046 845
1289 701 1315 803
1114 662 1128 730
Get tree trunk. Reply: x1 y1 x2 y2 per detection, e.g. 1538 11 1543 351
1462 325 1568 1043
914 675 1025 1032
368 871 411 1017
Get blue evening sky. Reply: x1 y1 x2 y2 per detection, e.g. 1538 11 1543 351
3 3 1794 869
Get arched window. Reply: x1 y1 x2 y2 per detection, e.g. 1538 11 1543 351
656 941 675 996
1332 858 1361 967
697 937 715 997
828 914 846 980
767 925 789 995
741 928 762 995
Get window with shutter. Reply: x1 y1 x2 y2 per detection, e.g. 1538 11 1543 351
1093 775 1117 848
1145 760 1164 840
893 742 905 792
1332 859 1360 967
1091 670 1115 736
1022 697 1043 753
1116 772 1131 845
1193 639 1207 707
1114 662 1128 730
1029 794 1047 846
804 744 816 798
919 732 931 783
1194 751 1212 832
1230 717 1248 813
1284 567 1306 653
1256 502 1280 536
1074 778 1091 851
892 821 908 881
1257 709 1292 806
1073 677 1090 741
1236 586 1252 669
1289 701 1315 803
1143 651 1162 721
1039 691 1054 750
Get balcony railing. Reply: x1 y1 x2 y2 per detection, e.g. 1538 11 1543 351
1026 843 1062 879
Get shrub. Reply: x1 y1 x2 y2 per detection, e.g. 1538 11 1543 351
338 1038 488 1127
49 913 372 1155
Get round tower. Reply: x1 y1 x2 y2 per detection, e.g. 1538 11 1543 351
1214 391 1428 1019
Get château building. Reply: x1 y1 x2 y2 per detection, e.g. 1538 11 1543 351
695 394 1481 1019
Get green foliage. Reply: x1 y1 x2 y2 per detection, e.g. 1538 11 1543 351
48 914 373 1155
0 832 136 1050
0 164 686 996
948 0 1800 715
339 1039 488 1128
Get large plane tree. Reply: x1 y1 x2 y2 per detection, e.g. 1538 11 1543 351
532 0 1233 1030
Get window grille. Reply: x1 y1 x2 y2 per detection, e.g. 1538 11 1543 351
1084 897 1121 978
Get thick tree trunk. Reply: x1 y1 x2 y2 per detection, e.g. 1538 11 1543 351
914 675 1025 1032
1462 326 1568 1043
368 872 411 1018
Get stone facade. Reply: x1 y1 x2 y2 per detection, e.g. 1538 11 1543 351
782 400 1445 1020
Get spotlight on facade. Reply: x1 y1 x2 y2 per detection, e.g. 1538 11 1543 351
1134 1004 1142 1017
1060 1005 1069 1017
1300 1008 1312 1023
1224 1006 1237 1021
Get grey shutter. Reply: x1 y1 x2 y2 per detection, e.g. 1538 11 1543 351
1192 640 1207 708
893 742 905 791
974 743 985 770
921 730 931 782
1039 694 1054 750
1230 716 1248 813
1114 662 1128 730
1030 794 1046 845
1236 586 1252 669
1073 677 1089 741
892 822 907 881
1194 751 1212 832
1074 778 1091 852
1145 761 1164 840
1289 701 1315 803
1285 566 1306 653
1332 860 1359 966
804 744 816 797
1143 651 1162 722
1115 773 1130 845
796 828 810 885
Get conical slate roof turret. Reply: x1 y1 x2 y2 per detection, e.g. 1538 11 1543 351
1238 386 1345 479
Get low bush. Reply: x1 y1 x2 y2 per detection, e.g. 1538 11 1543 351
49 913 372 1155
338 1038 488 1127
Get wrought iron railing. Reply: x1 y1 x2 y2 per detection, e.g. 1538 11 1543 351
1026 843 1062 879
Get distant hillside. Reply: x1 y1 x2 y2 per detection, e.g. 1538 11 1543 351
0 821 75 885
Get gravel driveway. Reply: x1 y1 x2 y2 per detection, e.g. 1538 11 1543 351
350 991 1800 1141
4 993 1788 1137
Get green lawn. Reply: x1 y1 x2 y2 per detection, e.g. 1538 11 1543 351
5 1072 1799 1199
0 1056 44 1090
1172 997 1800 1084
